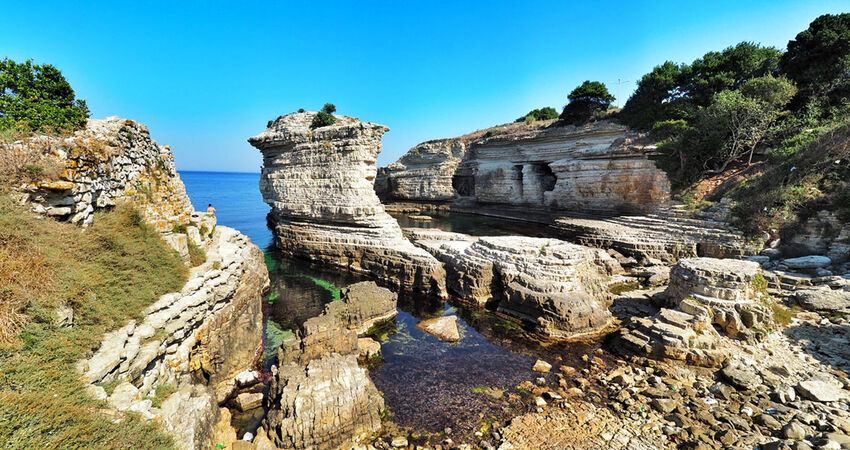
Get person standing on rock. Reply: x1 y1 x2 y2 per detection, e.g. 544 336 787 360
207 203 216 214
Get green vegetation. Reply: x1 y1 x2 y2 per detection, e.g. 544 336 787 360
0 198 186 448
147 384 177 408
516 107 558 123
560 80 615 125
188 240 207 267
617 13 850 238
310 103 338 129
0 58 90 134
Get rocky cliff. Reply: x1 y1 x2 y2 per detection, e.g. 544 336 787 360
22 117 274 449
376 120 670 215
249 112 446 295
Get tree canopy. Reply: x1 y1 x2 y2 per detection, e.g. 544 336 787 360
560 80 615 125
0 58 89 133
516 107 558 123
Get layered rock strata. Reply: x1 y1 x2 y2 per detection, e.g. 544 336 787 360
79 224 268 448
552 206 757 264
265 354 384 450
265 281 392 448
376 120 670 214
15 117 193 228
409 229 621 338
249 112 446 295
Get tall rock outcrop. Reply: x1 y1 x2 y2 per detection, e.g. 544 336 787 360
376 120 670 215
249 112 446 295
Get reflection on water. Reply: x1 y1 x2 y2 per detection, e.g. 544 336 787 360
250 249 603 439
391 211 552 237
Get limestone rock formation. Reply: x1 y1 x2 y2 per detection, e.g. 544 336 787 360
417 315 461 342
552 207 757 263
264 354 384 450
410 230 621 338
249 112 446 294
16 117 193 228
278 280 397 364
78 227 269 438
376 120 670 215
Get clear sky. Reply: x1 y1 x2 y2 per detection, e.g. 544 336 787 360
1 1 847 172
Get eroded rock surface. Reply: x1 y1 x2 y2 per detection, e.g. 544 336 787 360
249 112 446 295
411 230 620 338
377 120 670 215
264 354 384 450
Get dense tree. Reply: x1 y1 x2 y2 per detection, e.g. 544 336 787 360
559 80 615 125
681 42 782 107
0 58 89 133
321 103 336 114
516 107 558 122
780 13 850 97
619 62 686 130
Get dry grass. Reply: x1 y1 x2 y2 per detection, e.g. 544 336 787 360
0 133 65 185
0 196 187 448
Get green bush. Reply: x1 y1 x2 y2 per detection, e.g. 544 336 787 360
560 80 615 125
310 111 336 129
321 103 336 114
0 58 90 133
516 107 558 123
188 241 206 267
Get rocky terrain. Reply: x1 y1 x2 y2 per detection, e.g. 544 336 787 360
375 120 670 215
14 117 272 449
408 229 622 338
249 112 446 295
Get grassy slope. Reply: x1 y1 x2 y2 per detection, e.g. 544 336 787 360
728 119 850 237
0 198 187 449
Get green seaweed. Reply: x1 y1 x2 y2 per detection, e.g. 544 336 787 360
263 320 293 362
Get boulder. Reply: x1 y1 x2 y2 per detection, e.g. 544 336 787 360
234 392 264 412
326 281 398 334
797 375 847 402
720 365 763 391
417 315 460 342
795 287 850 312
357 337 381 359
783 255 832 269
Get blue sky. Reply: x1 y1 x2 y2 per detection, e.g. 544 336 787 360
1 1 847 171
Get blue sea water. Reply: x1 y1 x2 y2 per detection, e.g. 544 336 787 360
179 171 273 250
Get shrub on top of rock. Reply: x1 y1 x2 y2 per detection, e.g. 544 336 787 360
559 80 615 126
516 107 558 123
310 103 338 129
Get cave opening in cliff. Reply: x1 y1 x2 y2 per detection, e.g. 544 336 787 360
513 165 524 198
452 174 475 197
533 162 557 192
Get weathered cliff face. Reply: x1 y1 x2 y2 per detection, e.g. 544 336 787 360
376 121 670 214
41 117 273 449
409 229 621 338
249 112 446 295
16 117 193 229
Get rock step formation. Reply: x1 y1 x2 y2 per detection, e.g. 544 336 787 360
265 281 393 449
249 112 446 295
408 229 621 338
377 120 671 215
78 225 268 448
265 354 384 450
552 206 756 263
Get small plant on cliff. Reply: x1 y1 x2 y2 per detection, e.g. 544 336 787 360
188 240 206 267
516 107 558 123
310 103 338 129
559 80 615 126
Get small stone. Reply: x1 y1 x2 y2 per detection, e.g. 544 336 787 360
234 392 263 412
391 436 409 448
782 421 807 440
534 396 547 407
532 359 552 373
417 316 460 342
